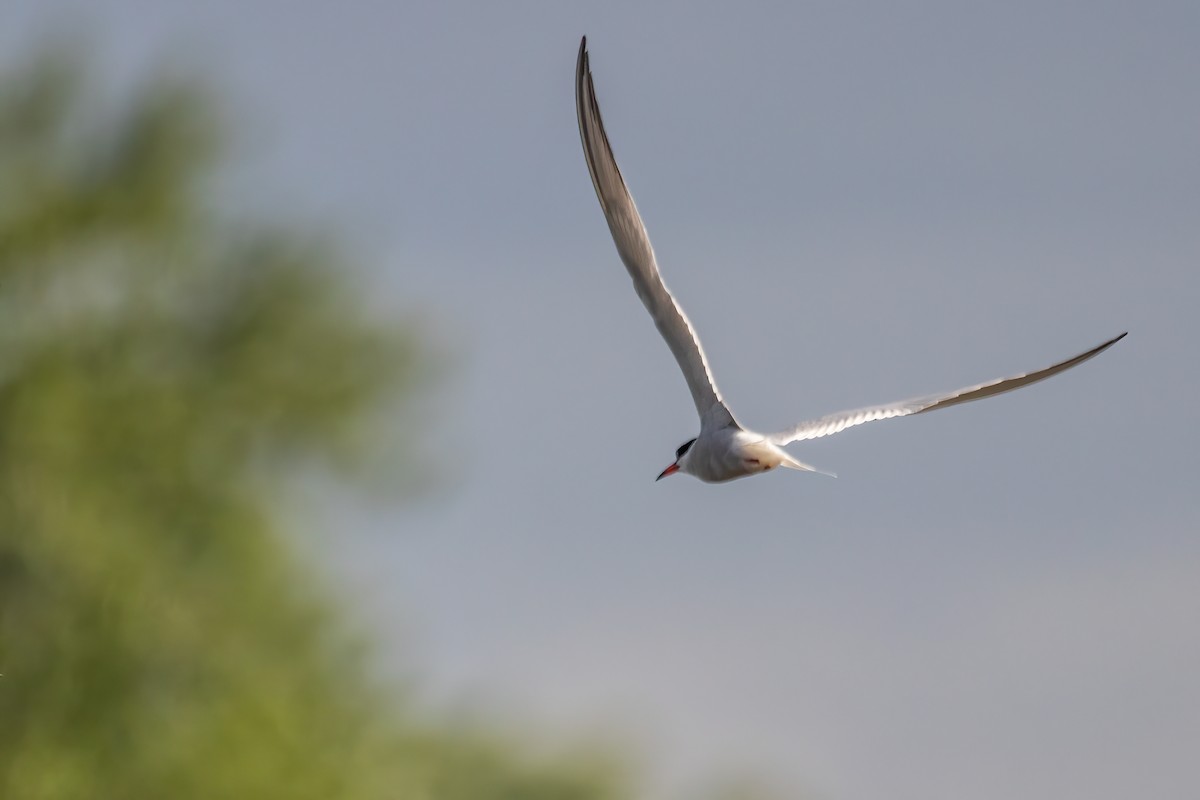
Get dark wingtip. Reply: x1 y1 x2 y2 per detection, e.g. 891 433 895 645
1078 332 1128 364
1102 331 1128 351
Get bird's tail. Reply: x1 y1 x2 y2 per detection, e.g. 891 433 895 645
776 450 837 478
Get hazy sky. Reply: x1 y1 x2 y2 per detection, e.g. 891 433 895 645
7 2 1198 799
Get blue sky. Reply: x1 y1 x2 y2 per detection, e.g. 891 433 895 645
7 2 1199 798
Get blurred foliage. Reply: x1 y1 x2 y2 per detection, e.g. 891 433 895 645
0 47 627 799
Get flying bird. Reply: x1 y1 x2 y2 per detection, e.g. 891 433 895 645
575 36 1124 484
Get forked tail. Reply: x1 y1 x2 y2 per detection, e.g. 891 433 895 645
777 450 837 478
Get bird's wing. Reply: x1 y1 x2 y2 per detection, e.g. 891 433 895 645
769 333 1126 445
576 37 735 431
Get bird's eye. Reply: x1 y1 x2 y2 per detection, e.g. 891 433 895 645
675 438 697 459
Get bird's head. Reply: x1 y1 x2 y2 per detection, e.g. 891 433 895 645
656 437 696 481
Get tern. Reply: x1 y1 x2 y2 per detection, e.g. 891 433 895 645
575 37 1125 484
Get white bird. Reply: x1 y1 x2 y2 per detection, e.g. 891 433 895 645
575 37 1125 484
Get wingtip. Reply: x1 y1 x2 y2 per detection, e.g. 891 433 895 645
1102 331 1128 350
577 36 590 80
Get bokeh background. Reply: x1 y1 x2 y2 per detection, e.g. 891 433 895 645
2 2 1197 799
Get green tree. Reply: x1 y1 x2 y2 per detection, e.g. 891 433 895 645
0 47 624 799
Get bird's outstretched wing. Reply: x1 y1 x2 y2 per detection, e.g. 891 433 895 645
576 37 735 432
770 333 1126 445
